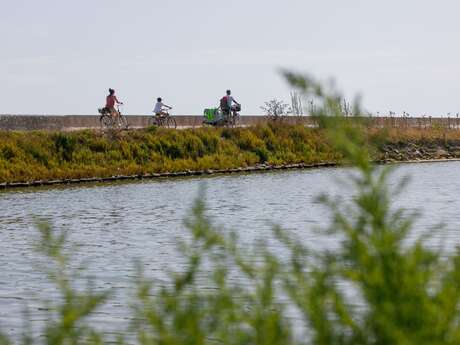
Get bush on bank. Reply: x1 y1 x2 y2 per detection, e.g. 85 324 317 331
2 123 460 183
0 124 340 183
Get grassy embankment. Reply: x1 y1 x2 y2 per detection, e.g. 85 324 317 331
0 123 460 183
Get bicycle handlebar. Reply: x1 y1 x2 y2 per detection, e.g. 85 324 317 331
153 107 172 112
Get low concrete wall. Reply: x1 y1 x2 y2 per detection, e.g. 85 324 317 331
0 114 459 131
0 115 310 131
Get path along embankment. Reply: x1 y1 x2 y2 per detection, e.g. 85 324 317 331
1 124 460 188
1 114 460 131
0 115 308 131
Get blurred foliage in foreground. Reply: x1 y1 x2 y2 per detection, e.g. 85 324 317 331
3 74 460 345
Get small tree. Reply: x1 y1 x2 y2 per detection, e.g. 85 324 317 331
260 99 292 120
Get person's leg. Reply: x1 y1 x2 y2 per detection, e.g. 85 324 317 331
110 107 117 118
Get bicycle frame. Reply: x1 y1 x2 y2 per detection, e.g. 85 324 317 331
150 110 177 129
99 104 128 130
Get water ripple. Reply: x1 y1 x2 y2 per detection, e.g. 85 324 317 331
1 162 460 336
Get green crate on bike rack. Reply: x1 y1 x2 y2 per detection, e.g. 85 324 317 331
204 108 218 122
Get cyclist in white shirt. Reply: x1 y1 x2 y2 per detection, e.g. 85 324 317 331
153 97 172 117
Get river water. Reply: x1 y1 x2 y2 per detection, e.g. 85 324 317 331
1 161 460 338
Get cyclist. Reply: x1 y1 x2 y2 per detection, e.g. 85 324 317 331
153 97 172 117
220 90 241 116
106 88 123 118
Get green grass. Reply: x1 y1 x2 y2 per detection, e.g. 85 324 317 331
0 125 340 183
2 121 460 184
1 123 460 184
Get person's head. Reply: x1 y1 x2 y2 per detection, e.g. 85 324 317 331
157 97 162 102
109 88 115 95
226 90 231 95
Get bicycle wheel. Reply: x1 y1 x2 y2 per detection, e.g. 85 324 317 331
118 115 129 129
100 115 113 129
166 117 177 129
231 114 239 127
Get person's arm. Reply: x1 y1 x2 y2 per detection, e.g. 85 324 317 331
164 104 172 109
233 98 240 105
115 96 123 104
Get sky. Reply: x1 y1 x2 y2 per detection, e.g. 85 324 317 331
1 0 460 116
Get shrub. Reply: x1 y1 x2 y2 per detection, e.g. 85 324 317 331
0 144 21 161
0 119 459 184
53 133 77 162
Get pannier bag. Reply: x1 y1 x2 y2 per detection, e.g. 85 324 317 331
203 108 222 124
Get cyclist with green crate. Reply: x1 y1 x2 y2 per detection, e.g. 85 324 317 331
220 89 241 116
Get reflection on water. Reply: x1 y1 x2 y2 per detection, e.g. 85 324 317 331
1 162 460 336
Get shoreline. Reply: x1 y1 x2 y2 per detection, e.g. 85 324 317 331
1 158 459 190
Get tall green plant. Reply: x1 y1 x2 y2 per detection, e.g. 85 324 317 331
282 72 460 344
130 73 460 344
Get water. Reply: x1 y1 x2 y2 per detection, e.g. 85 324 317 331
1 161 460 337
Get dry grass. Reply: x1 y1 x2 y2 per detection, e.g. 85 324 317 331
368 126 460 142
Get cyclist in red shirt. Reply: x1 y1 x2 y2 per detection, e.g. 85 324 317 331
105 88 123 118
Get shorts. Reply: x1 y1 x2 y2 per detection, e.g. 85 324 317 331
107 107 118 115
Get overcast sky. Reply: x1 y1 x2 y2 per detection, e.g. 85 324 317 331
2 0 460 115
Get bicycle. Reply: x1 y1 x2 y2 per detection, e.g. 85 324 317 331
226 109 240 127
149 109 177 129
98 104 129 130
